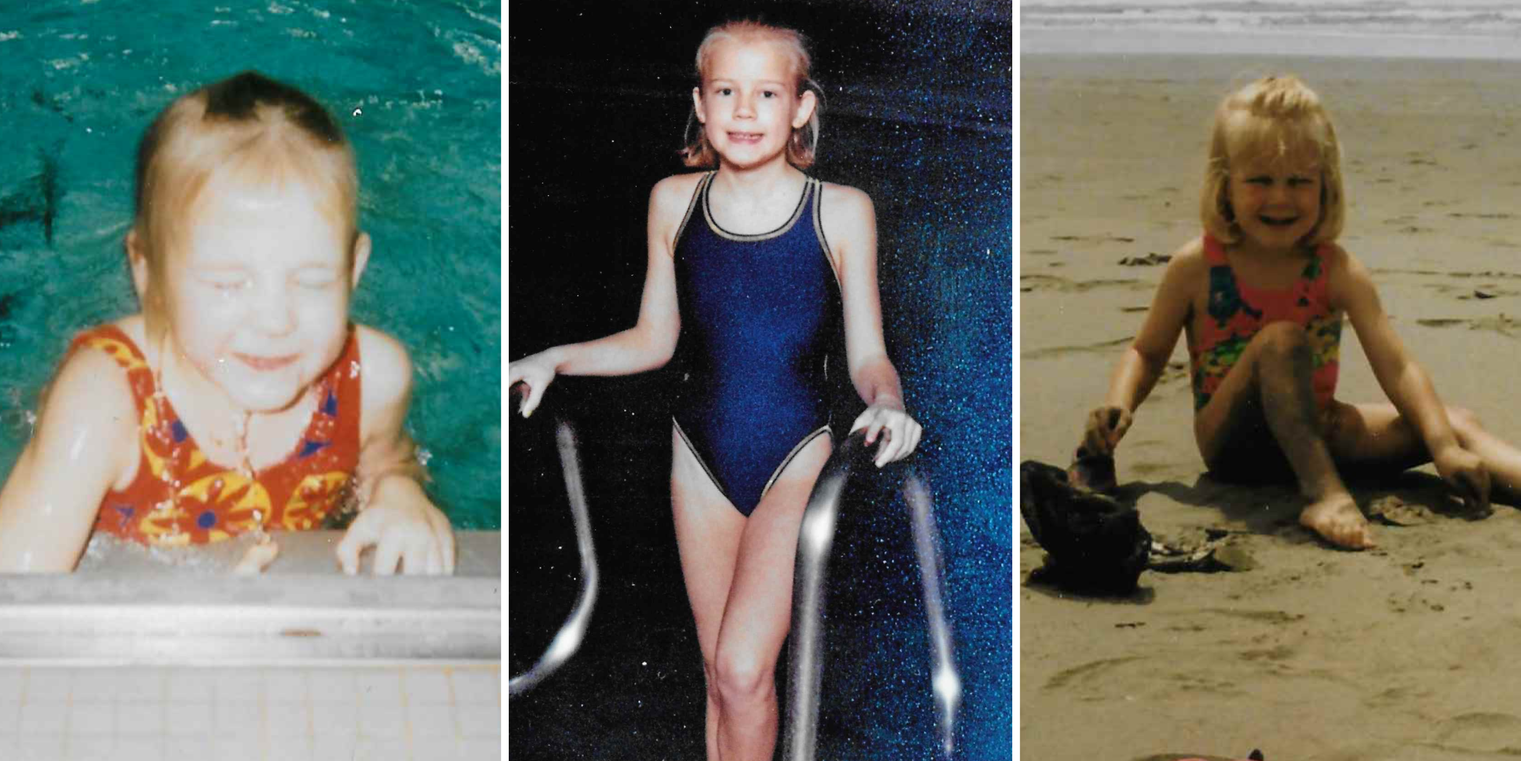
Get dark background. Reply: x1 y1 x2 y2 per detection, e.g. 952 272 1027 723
508 1 1011 757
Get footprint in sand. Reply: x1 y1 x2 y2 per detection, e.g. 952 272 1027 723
1417 315 1521 338
1043 655 1146 691
1021 336 1132 360
1020 273 1150 294
1432 711 1521 753
1050 233 1137 244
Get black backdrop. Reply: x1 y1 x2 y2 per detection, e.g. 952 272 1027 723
508 2 1012 757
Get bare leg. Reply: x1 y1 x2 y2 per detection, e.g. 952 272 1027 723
1327 402 1521 502
712 434 831 761
670 426 832 761
670 427 745 761
1195 322 1373 548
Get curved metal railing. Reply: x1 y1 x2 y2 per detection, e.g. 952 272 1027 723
507 389 600 699
784 430 962 759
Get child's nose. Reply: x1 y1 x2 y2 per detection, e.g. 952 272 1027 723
251 286 297 335
734 94 755 118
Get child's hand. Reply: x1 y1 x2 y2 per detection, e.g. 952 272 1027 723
1433 445 1490 513
335 478 456 575
1082 405 1133 457
849 403 923 468
507 351 558 418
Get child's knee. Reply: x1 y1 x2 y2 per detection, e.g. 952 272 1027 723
713 642 773 706
1251 321 1312 365
1449 406 1483 438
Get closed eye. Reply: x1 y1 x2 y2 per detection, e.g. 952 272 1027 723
198 274 250 291
294 269 339 288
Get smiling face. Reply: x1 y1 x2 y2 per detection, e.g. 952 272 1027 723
1226 157 1323 255
692 36 816 171
136 174 368 414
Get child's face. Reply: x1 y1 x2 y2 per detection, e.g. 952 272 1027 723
692 37 815 170
148 176 368 413
1227 155 1322 254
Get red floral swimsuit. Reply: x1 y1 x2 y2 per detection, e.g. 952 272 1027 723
1188 234 1343 412
73 324 361 546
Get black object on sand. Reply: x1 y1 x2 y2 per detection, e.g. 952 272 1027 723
1020 459 1151 595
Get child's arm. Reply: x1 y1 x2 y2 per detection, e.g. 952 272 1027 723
1084 241 1200 456
1331 247 1488 505
822 183 922 468
507 175 692 417
334 326 455 575
0 349 138 572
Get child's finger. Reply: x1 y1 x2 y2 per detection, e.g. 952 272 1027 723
402 539 431 576
434 516 457 575
372 537 403 577
848 410 872 435
875 427 900 468
335 518 378 575
522 383 545 418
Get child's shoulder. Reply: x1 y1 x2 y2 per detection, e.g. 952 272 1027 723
648 172 709 228
815 181 874 259
817 180 873 219
40 320 140 455
354 324 412 396
651 171 708 204
1160 237 1211 281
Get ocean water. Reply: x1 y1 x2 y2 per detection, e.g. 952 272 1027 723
1023 0 1521 58
0 1 501 529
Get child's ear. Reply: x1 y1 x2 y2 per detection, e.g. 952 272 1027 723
126 228 151 302
691 87 705 124
792 89 817 130
350 231 372 289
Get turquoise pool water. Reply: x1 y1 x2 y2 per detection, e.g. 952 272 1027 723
0 1 501 529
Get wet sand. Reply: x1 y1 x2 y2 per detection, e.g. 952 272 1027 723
1021 53 1521 760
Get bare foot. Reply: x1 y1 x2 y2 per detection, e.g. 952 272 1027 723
1299 494 1375 549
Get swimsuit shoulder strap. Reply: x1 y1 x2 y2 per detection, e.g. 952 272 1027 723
1201 233 1229 265
673 171 715 250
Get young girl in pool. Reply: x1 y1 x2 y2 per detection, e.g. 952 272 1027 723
1078 74 1521 550
0 71 455 574
509 20 922 760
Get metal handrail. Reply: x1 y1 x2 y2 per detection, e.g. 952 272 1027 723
784 430 961 759
507 391 599 699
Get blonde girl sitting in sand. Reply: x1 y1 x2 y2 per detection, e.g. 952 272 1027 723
0 71 454 574
510 20 922 761
1078 74 1521 550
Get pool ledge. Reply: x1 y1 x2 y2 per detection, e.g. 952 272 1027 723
0 530 500 664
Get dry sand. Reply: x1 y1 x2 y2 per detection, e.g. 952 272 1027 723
1020 54 1521 760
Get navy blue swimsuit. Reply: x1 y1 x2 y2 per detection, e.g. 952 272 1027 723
672 172 843 517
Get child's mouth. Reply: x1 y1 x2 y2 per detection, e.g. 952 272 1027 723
235 352 299 371
728 132 763 144
1259 215 1299 228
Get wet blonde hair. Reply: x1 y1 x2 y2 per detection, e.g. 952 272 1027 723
133 71 358 267
1201 75 1345 247
681 20 823 169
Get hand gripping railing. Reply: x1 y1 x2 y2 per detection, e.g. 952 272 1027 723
508 388 599 699
784 430 962 759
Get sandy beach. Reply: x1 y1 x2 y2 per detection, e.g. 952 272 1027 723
1020 53 1521 759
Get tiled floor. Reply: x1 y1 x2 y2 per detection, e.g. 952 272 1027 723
0 665 500 761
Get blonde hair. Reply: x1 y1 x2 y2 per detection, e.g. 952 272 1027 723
681 20 823 169
134 71 358 266
1201 75 1345 247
